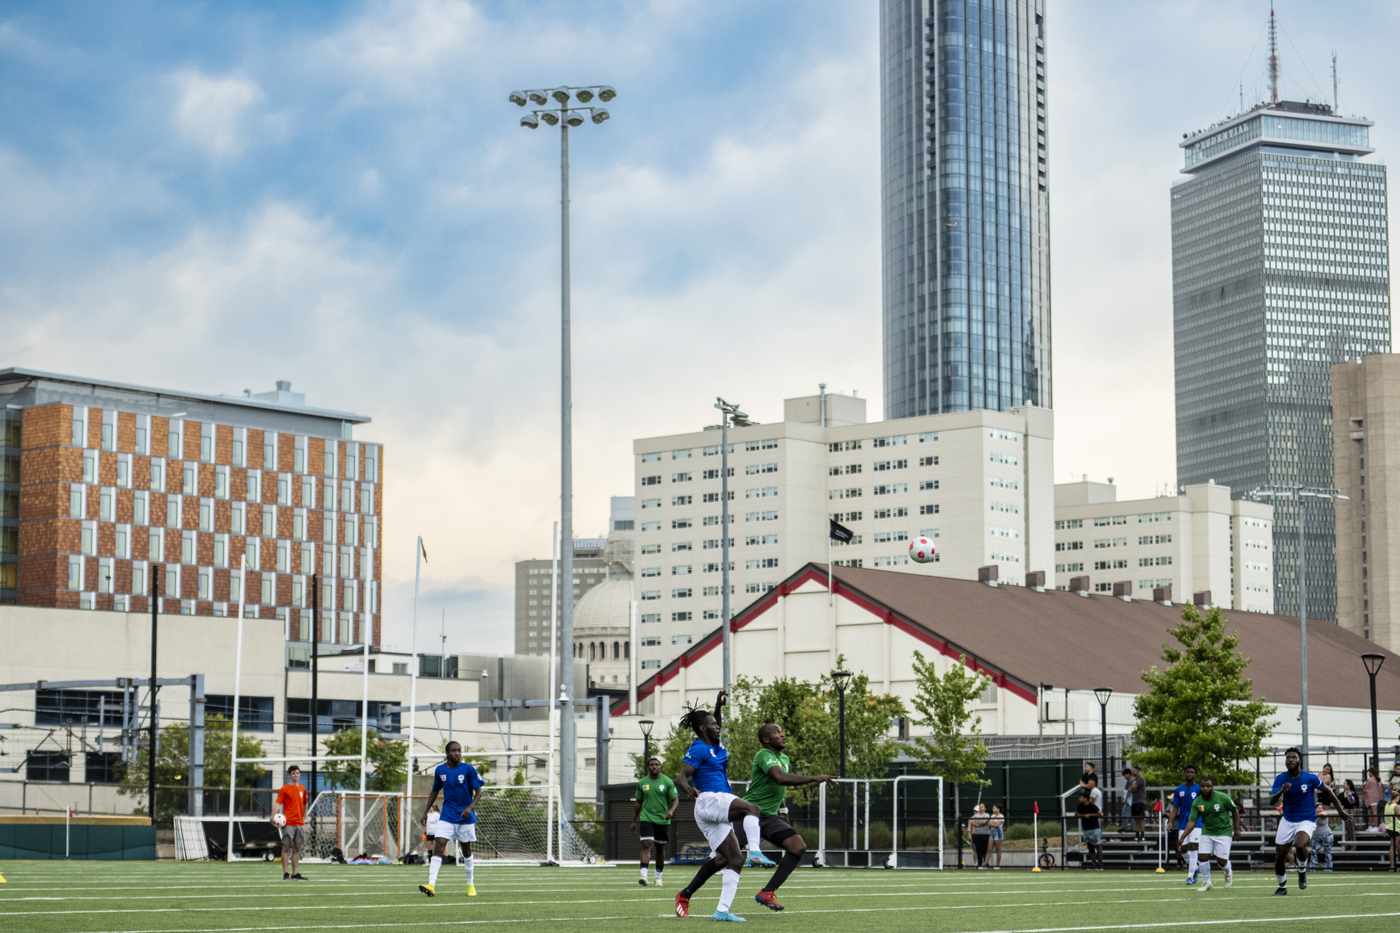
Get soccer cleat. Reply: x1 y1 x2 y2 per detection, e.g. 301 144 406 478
654 878 664 886
1298 871 1307 890
419 883 436 898
1186 872 1198 885
1195 881 1213 892
291 873 308 881
467 885 477 897
754 890 784 911
711 910 747 922
283 872 290 880
745 852 777 869
1224 866 1234 889
1273 886 1287 896
675 893 690 918
639 878 649 887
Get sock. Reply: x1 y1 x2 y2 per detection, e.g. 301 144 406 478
743 815 762 854
463 855 474 885
764 851 801 892
1187 850 1198 875
428 856 442 886
1298 846 1310 871
717 868 740 913
681 857 721 897
1277 873 1287 887
655 869 663 884
641 866 649 881
1199 862 1211 885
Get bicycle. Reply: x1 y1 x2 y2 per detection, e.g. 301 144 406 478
1038 836 1056 869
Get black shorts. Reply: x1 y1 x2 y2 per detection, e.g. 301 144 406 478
733 813 799 847
1131 802 1146 818
638 821 670 844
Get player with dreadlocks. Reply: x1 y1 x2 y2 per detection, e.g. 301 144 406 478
673 690 765 923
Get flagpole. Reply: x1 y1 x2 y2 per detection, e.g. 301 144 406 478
1031 803 1038 872
405 537 422 806
546 520 559 864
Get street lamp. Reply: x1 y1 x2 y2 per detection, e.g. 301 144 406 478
713 399 755 694
1093 687 1112 793
1362 653 1385 773
1250 484 1349 768
512 83 616 828
832 670 853 779
639 719 655 766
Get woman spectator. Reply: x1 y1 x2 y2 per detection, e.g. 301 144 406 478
969 803 991 869
988 805 1006 870
1386 794 1400 872
1340 780 1361 843
1363 769 1385 831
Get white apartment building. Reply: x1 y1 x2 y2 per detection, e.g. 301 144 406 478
632 392 1054 674
1053 479 1275 612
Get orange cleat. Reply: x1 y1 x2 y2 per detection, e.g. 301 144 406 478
754 890 784 911
675 892 690 918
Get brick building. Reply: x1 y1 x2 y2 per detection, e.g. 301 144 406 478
0 369 382 647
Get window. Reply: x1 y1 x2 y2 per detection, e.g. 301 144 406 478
919 456 937 466
83 454 96 484
1138 556 1173 567
872 555 909 567
1055 541 1083 552
132 564 146 595
641 543 661 554
989 476 1017 490
641 475 661 486
918 432 937 443
641 521 661 532
1094 559 1128 570
671 496 692 506
324 517 335 543
27 750 69 783
641 567 661 577
831 511 862 523
81 524 94 555
873 483 907 495
672 472 692 482
829 464 862 476
324 449 337 476
641 498 661 509
116 458 130 487
181 533 194 564
1055 519 1083 530
70 486 83 518
872 531 907 543
872 507 907 519
641 660 662 671
872 435 906 448
990 501 1018 514
873 460 907 471
231 438 244 466
988 452 1018 466
672 634 693 645
988 429 1020 443
671 518 692 529
204 695 275 732
745 511 778 522
323 483 334 509
745 487 778 499
829 440 862 452
1138 512 1172 523
1094 583 1114 593
672 449 692 460
1092 515 1127 527
702 609 720 620
746 463 778 475
745 558 779 569
745 581 777 594
150 460 163 490
340 484 353 511
640 613 660 624
744 439 778 451
247 473 260 501
167 428 181 458
68 558 82 590
1138 534 1172 545
641 453 661 463
641 636 662 647
1056 563 1084 573
671 588 692 598
641 590 660 601
919 480 938 491
745 534 778 545
1093 538 1128 549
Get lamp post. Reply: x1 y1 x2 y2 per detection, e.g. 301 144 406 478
713 399 754 693
512 83 615 827
1362 653 1385 774
639 719 655 766
1250 484 1349 768
832 670 852 778
1093 687 1112 794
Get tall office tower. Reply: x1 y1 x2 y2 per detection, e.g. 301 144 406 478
880 0 1050 418
1172 44 1391 620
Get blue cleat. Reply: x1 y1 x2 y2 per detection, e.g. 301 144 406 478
744 852 777 869
712 910 747 922
1299 870 1308 890
1186 872 1198 885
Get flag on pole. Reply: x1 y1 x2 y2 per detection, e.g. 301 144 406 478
419 539 428 563
1033 801 1039 815
1152 798 1162 811
829 519 854 543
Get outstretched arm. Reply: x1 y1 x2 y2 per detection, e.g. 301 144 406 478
1321 784 1350 822
712 690 727 732
768 765 836 787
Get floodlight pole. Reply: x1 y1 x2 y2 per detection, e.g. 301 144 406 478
148 565 159 824
719 405 731 694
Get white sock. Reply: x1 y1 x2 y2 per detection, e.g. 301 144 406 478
743 815 762 854
717 868 740 913
1199 862 1211 885
428 856 442 886
641 866 649 880
1277 873 1287 887
463 855 474 885
655 870 663 884
1187 850 1198 875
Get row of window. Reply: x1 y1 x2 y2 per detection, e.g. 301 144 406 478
70 527 373 579
1055 511 1174 530
75 457 378 513
67 561 374 610
640 440 779 463
70 493 378 547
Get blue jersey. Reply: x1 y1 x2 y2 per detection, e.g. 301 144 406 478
433 761 484 824
1272 770 1321 823
1173 783 1200 830
682 738 731 795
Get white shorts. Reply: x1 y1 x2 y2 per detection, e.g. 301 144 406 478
1200 835 1232 859
434 821 478 844
1275 818 1316 846
693 792 739 851
1180 826 1201 845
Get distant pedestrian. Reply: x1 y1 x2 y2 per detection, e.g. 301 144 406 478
1340 780 1361 842
988 805 1005 869
1363 769 1385 831
1309 796 1335 872
1126 766 1147 840
969 803 991 869
1086 773 1103 815
1385 796 1400 872
1076 790 1104 869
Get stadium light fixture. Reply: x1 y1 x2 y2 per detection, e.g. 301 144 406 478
832 670 853 779
1094 688 1112 791
640 718 655 763
521 112 540 129
591 108 610 125
1363 652 1385 773
509 90 529 107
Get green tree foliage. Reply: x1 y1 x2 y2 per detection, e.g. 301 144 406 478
319 728 407 792
905 651 992 825
118 714 267 816
1129 603 1276 786
632 721 695 779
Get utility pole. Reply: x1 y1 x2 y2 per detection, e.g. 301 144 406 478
310 575 319 800
148 565 159 822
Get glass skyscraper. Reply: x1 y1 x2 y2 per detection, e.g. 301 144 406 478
1173 100 1391 620
880 0 1050 418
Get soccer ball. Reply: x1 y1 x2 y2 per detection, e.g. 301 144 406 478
273 813 287 827
909 537 936 563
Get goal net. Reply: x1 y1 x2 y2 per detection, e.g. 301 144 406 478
301 787 599 865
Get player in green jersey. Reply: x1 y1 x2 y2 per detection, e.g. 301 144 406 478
746 723 836 911
1179 776 1241 891
630 756 679 887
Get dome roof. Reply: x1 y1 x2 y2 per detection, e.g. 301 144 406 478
574 576 637 631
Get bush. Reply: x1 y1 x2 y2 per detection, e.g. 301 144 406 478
1004 823 1036 841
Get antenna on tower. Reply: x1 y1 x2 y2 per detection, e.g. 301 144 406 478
1268 4 1279 105
1331 51 1338 112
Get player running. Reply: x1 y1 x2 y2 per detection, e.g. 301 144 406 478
419 741 485 899
747 724 836 911
1170 765 1201 883
272 765 310 881
673 691 765 923
1268 747 1350 895
630 756 679 887
1178 776 1240 891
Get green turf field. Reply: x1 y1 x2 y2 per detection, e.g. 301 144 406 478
1 862 1397 932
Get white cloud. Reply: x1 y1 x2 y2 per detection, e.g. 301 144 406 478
171 70 269 157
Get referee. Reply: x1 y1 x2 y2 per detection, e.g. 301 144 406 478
630 756 679 887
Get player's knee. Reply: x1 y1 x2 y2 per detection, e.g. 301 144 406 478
787 836 807 858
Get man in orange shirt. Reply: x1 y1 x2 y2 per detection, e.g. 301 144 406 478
273 765 311 880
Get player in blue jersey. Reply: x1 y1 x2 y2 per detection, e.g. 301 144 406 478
418 741 485 899
1268 747 1350 895
672 691 764 923
1170 765 1201 883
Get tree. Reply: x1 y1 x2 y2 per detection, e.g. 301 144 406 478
319 728 407 792
1129 603 1276 786
119 714 267 816
904 650 992 834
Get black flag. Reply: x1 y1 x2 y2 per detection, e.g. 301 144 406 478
829 519 854 543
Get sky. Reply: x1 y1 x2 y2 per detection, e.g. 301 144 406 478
2 0 1396 655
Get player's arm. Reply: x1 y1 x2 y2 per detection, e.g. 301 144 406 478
713 690 727 731
676 762 699 800
665 783 680 820
465 783 484 819
1320 783 1350 822
272 791 284 825
1268 778 1289 807
422 783 441 822
767 764 836 787
630 793 643 832
1230 799 1241 837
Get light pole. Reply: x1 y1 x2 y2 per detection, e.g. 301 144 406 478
1250 484 1349 768
512 83 615 828
1362 653 1385 774
639 719 654 766
1093 687 1112 795
713 399 754 693
832 670 852 778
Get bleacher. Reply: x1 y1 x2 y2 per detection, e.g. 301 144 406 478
1062 826 1395 872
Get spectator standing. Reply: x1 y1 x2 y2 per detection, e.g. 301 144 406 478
1363 769 1385 831
1076 790 1104 869
1086 774 1104 815
1340 780 1361 843
988 805 1005 869
1080 762 1096 791
969 803 991 869
1119 769 1134 833
1385 796 1400 872
1308 797 1335 872
1125 766 1147 840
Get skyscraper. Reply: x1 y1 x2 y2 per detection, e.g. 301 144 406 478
1172 49 1391 619
880 0 1051 418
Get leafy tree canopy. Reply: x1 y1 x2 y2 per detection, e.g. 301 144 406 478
320 728 407 792
904 651 992 801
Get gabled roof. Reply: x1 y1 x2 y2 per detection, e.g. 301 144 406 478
618 563 1400 715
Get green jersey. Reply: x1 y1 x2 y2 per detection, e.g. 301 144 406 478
635 774 678 824
745 748 791 816
1191 792 1238 836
